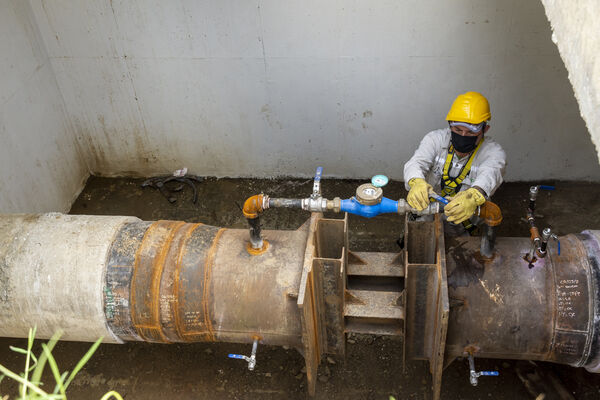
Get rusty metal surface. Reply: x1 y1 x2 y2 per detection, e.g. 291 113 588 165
430 217 449 400
298 213 325 397
344 251 405 336
297 214 348 395
445 234 599 369
320 256 346 355
100 214 600 399
446 236 554 360
579 230 600 372
548 234 591 366
105 221 152 342
170 223 221 342
210 227 307 346
160 222 205 341
347 252 404 277
403 214 449 400
344 289 404 335
479 201 503 226
107 220 308 347
404 217 440 359
316 217 347 356
242 194 265 219
131 220 187 343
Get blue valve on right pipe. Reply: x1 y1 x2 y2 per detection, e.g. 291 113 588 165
539 185 555 191
479 371 499 376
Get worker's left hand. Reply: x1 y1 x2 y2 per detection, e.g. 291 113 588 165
444 188 486 224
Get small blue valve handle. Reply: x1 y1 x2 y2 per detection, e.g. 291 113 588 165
314 167 323 182
539 185 555 191
429 191 449 205
479 371 499 376
228 354 245 359
557 240 561 255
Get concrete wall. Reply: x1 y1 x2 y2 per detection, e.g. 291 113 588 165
28 0 600 181
0 0 87 213
541 0 600 165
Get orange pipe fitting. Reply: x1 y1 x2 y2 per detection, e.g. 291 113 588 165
479 201 503 227
530 226 541 242
243 194 265 219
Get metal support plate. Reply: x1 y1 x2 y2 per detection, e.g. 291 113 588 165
403 215 449 400
298 213 348 396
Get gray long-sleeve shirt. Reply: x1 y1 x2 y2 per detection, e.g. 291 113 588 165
403 128 506 197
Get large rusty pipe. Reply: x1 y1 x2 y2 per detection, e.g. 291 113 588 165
2 213 600 377
0 214 308 348
445 230 600 373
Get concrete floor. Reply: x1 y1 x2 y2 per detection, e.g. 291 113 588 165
1 177 600 399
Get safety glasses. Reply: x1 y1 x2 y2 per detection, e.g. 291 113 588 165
449 121 485 133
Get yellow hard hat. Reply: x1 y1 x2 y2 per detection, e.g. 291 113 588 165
446 92 491 124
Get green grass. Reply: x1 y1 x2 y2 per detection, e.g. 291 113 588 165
0 328 123 400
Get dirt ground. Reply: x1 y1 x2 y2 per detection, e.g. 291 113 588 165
1 177 600 399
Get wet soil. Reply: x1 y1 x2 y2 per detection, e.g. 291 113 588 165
1 177 600 399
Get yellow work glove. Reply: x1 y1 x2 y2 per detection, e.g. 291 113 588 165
407 178 432 211
444 188 486 224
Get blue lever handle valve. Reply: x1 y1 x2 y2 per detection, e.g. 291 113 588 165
429 192 449 205
539 185 555 191
314 167 323 182
228 354 245 359
480 371 499 376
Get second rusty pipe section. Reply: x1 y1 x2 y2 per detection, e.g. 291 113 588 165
445 230 600 373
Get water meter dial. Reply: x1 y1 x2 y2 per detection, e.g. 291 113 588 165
356 183 383 205
371 175 389 188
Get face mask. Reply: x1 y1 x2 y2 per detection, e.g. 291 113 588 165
451 131 479 153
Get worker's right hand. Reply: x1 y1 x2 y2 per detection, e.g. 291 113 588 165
407 178 432 211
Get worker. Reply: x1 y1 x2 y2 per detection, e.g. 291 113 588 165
403 91 506 235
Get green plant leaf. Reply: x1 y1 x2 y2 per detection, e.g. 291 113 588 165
9 346 27 355
63 336 103 390
48 371 69 397
9 346 39 370
30 331 62 390
21 326 37 399
41 343 66 397
0 362 48 397
100 390 124 400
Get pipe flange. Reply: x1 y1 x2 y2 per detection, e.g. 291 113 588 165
356 184 383 206
246 240 269 256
